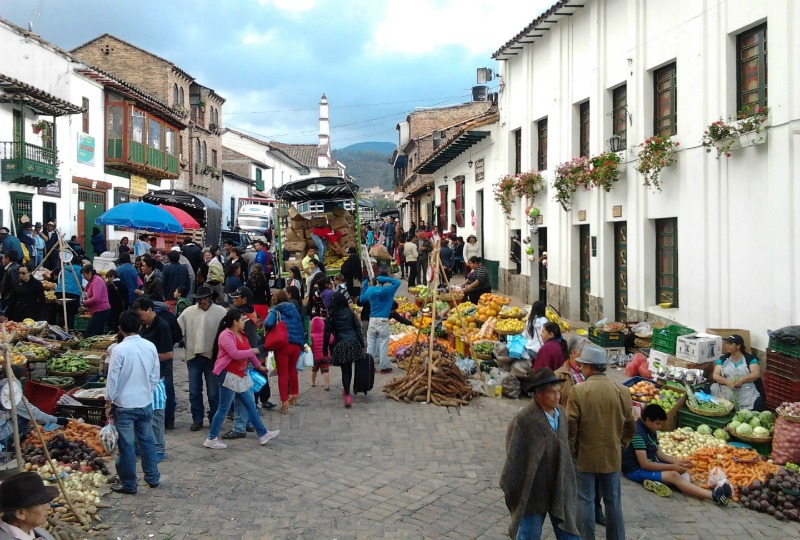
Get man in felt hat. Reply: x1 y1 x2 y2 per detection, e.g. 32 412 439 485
567 344 635 540
501 368 580 540
0 471 58 539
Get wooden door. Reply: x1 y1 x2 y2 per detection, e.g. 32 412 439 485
614 222 628 321
579 225 590 323
538 227 547 303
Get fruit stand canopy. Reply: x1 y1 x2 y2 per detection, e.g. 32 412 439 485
274 176 360 203
142 190 222 245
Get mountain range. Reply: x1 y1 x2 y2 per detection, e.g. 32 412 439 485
333 141 396 191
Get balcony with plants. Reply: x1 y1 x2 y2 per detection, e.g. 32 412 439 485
1 120 57 187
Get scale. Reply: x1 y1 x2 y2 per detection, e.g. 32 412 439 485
0 379 22 410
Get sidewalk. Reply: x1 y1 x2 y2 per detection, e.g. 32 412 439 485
94 279 796 539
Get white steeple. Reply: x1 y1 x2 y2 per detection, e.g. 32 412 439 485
318 93 331 168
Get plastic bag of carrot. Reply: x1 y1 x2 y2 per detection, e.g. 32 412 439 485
688 446 778 497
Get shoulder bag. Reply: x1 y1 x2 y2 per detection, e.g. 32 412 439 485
263 310 288 352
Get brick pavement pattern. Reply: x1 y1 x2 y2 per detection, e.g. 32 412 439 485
97 280 799 539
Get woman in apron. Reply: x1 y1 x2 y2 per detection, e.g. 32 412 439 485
710 334 762 410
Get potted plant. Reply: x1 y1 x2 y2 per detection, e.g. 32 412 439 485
493 174 518 219
701 105 769 158
589 151 623 191
736 104 769 147
513 170 544 201
32 120 49 135
553 156 591 211
635 135 679 191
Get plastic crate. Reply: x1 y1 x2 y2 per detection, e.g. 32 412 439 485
768 337 800 359
55 404 105 426
588 327 626 347
766 349 800 382
72 315 91 332
23 381 65 415
677 407 735 431
764 372 800 407
652 325 695 355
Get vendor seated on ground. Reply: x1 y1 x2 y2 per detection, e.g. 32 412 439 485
0 471 59 540
621 404 732 505
709 334 765 411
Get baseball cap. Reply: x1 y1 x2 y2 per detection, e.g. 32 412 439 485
230 286 253 300
722 334 744 346
170 246 182 252
577 344 607 366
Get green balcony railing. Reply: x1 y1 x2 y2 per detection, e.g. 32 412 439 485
0 141 57 186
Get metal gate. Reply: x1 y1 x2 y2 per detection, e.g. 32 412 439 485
78 188 106 253
579 225 591 323
9 191 33 233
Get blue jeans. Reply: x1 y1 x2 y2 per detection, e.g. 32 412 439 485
517 514 580 540
114 405 159 492
310 233 325 260
577 471 625 540
232 390 259 433
187 355 218 424
208 372 268 440
151 408 165 460
367 317 391 369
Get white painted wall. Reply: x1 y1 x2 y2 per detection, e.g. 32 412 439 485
221 131 307 191
221 175 252 230
492 0 799 350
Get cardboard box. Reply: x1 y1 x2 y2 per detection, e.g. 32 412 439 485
667 357 715 377
329 216 349 230
665 393 687 431
284 241 307 252
705 328 751 353
309 217 328 228
284 229 304 242
648 349 676 372
331 207 351 218
290 215 310 229
604 347 625 361
284 259 299 272
675 333 722 363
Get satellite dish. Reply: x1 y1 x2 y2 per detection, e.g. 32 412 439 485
60 250 73 263
0 379 23 410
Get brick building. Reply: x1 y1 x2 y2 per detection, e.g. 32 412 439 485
71 34 225 206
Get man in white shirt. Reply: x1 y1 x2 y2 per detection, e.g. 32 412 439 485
105 310 161 495
178 286 227 431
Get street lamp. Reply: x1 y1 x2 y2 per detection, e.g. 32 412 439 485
608 133 624 152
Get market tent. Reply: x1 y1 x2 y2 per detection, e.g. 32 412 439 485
158 205 201 229
142 190 222 246
95 202 184 233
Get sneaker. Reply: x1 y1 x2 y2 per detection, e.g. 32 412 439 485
712 483 733 506
220 430 246 440
344 394 352 408
203 437 227 450
643 479 672 498
258 430 280 445
189 422 203 432
261 402 277 410
110 483 137 495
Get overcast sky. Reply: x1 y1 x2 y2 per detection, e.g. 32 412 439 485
2 0 552 148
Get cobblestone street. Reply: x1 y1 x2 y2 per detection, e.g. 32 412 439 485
95 282 799 539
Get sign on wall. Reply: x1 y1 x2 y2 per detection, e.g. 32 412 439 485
77 133 95 166
130 174 147 197
475 158 485 182
37 176 61 197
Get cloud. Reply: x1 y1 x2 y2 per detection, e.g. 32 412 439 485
241 25 277 46
258 0 317 14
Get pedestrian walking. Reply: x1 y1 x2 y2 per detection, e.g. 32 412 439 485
105 310 161 495
309 315 332 391
265 289 305 414
359 271 400 373
501 368 580 540
567 344 635 540
403 238 418 287
324 292 366 408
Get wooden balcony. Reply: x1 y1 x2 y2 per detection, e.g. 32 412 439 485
106 137 179 179
0 141 57 187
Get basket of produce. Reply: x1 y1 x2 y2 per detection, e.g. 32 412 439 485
46 353 95 377
1 320 29 340
470 341 494 360
686 397 734 417
1 352 28 367
14 342 51 363
726 409 775 442
438 291 464 303
77 333 117 351
495 318 525 335
24 335 70 355
776 402 800 423
21 319 49 336
68 386 107 406
32 375 75 389
726 427 772 444
396 302 419 316
499 306 527 319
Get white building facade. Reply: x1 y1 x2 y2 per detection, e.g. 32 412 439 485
487 0 799 352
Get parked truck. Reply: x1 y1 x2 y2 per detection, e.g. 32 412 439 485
235 197 277 236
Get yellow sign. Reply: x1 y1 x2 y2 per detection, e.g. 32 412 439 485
130 175 147 197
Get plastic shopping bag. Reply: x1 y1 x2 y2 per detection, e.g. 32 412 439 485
248 369 267 393
266 351 276 373
708 466 728 489
303 346 314 367
507 334 526 359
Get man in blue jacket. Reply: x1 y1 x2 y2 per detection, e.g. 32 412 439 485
360 271 401 373
115 252 140 306
253 240 273 277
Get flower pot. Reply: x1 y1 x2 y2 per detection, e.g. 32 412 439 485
738 130 767 148
32 126 42 134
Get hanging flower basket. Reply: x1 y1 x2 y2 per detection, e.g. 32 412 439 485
513 171 544 201
553 156 591 211
701 105 769 159
493 175 518 220
635 135 679 191
589 151 623 192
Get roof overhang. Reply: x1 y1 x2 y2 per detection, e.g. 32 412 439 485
274 176 360 203
0 74 85 116
492 1 584 59
417 131 490 174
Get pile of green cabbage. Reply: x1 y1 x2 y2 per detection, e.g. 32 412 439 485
727 410 775 439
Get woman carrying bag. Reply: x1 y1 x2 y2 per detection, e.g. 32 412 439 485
323 292 366 408
264 289 305 414
204 308 279 450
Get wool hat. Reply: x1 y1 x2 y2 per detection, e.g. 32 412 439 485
577 344 607 366
0 471 59 511
230 286 253 300
194 286 213 299
528 367 564 390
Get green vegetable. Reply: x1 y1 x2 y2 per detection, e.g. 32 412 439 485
696 424 712 435
713 428 730 441
748 417 762 428
736 423 753 436
752 426 770 438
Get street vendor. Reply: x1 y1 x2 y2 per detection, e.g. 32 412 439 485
310 226 345 259
0 471 58 540
710 334 764 410
462 256 491 304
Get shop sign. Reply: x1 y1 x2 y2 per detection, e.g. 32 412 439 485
77 133 95 166
37 176 61 197
130 174 147 197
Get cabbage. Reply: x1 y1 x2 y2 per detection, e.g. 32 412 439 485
728 420 741 430
736 423 754 436
681 427 694 433
735 410 754 422
759 411 775 425
697 424 713 435
713 428 730 441
748 417 762 428
752 426 770 438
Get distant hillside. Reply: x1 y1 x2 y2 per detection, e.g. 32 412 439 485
333 142 395 191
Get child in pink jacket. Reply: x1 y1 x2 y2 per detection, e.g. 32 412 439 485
309 316 333 390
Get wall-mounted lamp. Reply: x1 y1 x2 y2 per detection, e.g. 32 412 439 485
608 133 624 152
467 149 474 169
477 68 494 84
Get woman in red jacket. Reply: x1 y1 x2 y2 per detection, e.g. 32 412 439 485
532 322 568 372
80 265 111 337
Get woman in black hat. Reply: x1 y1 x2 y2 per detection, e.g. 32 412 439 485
500 368 580 540
0 471 58 539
